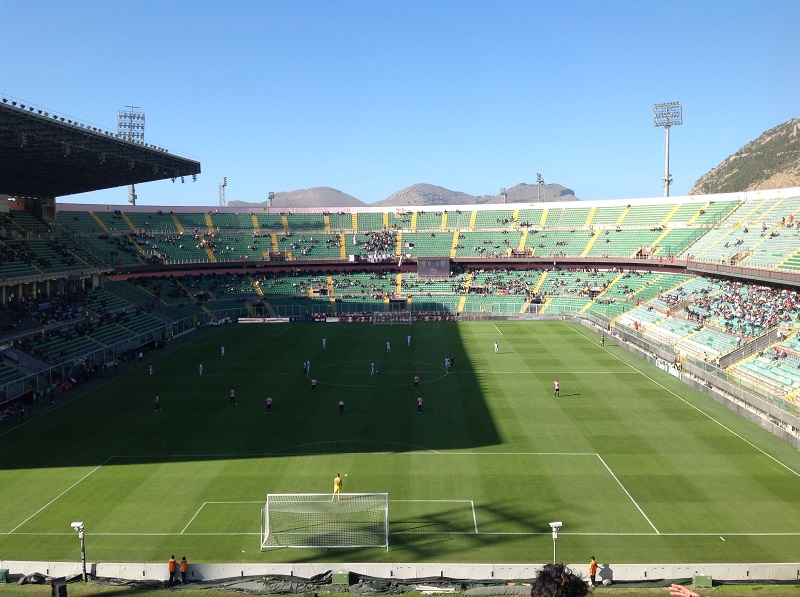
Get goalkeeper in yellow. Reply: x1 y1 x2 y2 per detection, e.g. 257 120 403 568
332 473 343 501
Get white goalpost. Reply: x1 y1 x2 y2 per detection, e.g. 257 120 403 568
372 311 412 324
261 493 389 550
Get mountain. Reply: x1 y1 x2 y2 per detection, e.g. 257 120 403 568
229 187 364 208
691 118 800 195
229 182 579 209
373 182 579 207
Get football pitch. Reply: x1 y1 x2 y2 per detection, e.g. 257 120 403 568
1 320 799 564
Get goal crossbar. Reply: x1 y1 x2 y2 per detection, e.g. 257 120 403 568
261 493 389 550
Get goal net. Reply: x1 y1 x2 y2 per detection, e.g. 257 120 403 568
372 311 412 324
261 493 389 550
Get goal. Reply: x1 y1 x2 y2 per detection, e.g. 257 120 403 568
372 311 412 324
260 493 389 550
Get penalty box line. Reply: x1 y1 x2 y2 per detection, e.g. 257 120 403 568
595 454 660 534
414 451 658 535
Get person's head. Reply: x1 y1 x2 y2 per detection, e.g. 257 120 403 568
181 557 186 561
590 556 596 562
531 563 590 597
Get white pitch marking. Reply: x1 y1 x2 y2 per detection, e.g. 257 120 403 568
9 457 114 534
471 500 478 533
493 324 503 335
596 454 660 535
181 502 207 534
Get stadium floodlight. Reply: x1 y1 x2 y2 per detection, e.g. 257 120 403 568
549 521 562 563
500 188 507 204
70 522 87 581
536 173 544 202
261 493 389 551
117 105 145 205
654 102 682 197
220 177 228 206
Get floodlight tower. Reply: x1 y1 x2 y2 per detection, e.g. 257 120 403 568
500 188 507 204
653 102 682 197
117 106 145 205
536 173 544 202
219 177 228 207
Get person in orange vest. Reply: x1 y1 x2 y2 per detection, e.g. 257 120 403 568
588 556 598 587
167 555 177 586
180 556 188 585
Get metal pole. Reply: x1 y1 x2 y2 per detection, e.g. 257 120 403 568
654 102 681 197
79 528 87 581
664 125 671 197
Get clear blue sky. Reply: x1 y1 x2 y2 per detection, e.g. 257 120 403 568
2 0 797 206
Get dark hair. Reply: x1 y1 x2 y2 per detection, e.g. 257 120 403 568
531 564 590 597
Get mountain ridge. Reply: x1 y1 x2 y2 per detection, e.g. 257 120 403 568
691 118 800 195
229 182 579 208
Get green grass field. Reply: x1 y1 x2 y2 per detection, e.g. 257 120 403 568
1 321 799 565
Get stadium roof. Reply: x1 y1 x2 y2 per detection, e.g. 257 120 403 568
0 99 201 199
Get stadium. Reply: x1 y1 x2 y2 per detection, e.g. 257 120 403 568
1 96 800 588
